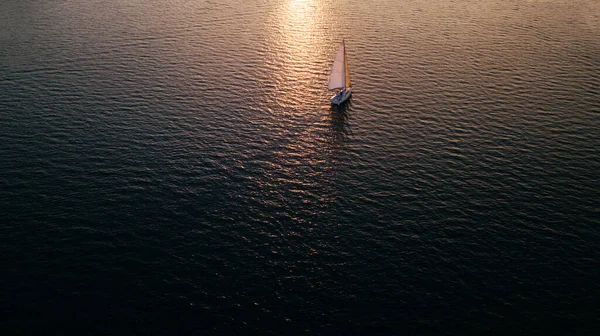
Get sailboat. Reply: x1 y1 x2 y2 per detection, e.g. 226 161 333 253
328 40 352 105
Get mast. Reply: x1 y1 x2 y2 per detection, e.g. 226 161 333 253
342 40 346 89
343 40 351 88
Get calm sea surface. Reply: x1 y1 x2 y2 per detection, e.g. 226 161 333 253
1 0 599 334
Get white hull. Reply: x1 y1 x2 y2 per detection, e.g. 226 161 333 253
330 87 352 105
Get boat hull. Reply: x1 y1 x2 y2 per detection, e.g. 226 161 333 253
330 87 352 105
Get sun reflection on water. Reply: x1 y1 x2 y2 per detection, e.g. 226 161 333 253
267 0 330 107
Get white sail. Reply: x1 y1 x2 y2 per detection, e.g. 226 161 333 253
327 41 346 90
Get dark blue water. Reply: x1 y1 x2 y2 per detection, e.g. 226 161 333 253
1 0 599 334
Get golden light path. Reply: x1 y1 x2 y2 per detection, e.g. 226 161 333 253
269 0 327 106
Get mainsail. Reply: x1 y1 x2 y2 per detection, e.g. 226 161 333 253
344 42 351 88
327 41 347 90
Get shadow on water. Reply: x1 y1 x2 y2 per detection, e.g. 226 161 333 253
327 98 352 147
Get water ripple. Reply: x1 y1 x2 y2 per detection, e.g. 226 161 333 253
1 0 599 334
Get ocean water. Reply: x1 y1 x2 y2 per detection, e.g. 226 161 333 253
1 0 599 334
